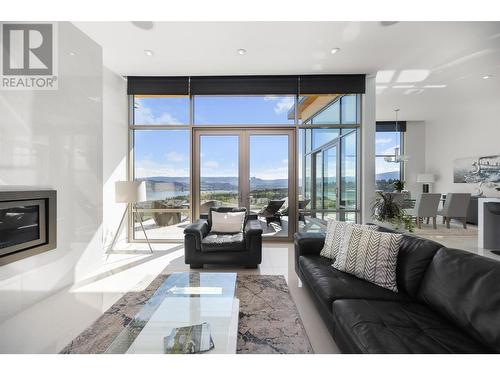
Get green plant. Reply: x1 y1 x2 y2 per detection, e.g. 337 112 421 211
393 179 405 192
391 211 415 233
371 192 414 232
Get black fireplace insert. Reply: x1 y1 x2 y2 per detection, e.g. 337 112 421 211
0 190 56 266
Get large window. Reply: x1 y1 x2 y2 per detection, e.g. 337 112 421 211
299 95 361 232
193 95 295 125
133 129 190 241
129 88 362 242
299 94 358 125
341 131 357 210
134 95 189 125
375 131 403 191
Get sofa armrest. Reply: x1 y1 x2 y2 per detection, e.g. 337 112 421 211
184 219 210 250
244 219 263 252
244 219 263 237
293 232 326 276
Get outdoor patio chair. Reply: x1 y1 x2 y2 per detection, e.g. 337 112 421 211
258 200 285 226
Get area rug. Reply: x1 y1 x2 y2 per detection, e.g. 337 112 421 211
61 273 313 354
412 221 478 237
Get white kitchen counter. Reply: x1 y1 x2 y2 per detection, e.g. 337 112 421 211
478 197 500 248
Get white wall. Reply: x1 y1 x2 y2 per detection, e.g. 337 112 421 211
424 82 500 197
102 68 128 250
404 121 426 196
0 22 103 322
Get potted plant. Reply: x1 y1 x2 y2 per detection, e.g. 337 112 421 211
393 179 405 193
371 192 414 232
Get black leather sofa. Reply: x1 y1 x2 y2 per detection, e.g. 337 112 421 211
294 229 500 353
184 207 263 269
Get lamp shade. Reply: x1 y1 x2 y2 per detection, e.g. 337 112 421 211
115 181 147 203
417 173 435 183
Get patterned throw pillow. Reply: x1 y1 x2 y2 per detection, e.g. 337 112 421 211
319 220 377 261
333 226 403 292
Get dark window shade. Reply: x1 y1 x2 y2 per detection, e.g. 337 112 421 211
376 121 407 132
300 74 365 94
190 76 298 95
127 74 366 95
127 76 189 95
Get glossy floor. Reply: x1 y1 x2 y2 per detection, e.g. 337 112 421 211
0 242 339 354
2 226 497 354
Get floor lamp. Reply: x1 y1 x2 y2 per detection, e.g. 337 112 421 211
109 181 153 253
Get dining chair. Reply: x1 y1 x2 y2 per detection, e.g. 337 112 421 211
438 193 471 229
407 193 441 229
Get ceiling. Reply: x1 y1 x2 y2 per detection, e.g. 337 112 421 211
74 21 500 120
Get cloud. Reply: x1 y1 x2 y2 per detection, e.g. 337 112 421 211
252 167 288 180
135 159 189 178
264 96 294 114
382 146 399 155
134 100 183 125
203 160 219 169
376 158 400 174
166 151 185 162
375 137 393 145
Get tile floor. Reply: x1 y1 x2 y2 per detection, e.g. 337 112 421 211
0 242 338 354
1 221 498 354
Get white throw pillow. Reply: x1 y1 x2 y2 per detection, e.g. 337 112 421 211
320 220 377 261
333 226 403 292
211 211 246 233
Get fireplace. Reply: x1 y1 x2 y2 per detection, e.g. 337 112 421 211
0 190 56 266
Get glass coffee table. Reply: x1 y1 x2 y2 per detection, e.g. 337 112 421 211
105 272 239 354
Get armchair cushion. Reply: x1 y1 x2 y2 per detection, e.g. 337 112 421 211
201 232 245 252
211 210 246 233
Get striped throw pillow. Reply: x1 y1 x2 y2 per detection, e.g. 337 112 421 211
333 226 402 292
319 220 377 261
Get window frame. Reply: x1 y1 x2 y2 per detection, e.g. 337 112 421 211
128 93 363 243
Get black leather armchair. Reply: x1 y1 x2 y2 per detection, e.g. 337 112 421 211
184 207 263 269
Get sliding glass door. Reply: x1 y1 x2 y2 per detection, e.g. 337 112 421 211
194 129 295 240
199 134 240 212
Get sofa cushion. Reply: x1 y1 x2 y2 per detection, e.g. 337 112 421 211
320 221 376 260
298 255 409 314
396 234 443 298
332 299 490 354
334 226 402 292
418 248 500 352
201 232 245 252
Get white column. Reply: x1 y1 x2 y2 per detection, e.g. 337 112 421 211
361 75 376 223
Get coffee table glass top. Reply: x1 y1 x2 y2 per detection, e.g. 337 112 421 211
105 272 238 354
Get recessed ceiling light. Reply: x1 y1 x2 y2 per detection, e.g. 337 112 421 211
69 51 76 56
483 75 493 79
144 49 154 57
237 48 247 55
330 48 340 54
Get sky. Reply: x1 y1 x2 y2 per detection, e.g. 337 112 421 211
134 96 292 179
375 131 402 176
133 96 364 181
